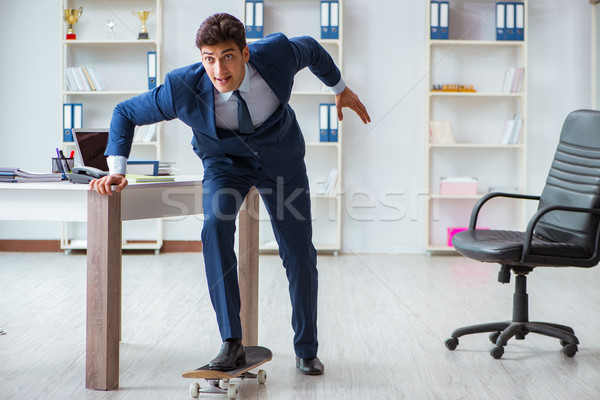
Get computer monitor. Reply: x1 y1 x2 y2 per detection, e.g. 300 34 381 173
72 129 109 171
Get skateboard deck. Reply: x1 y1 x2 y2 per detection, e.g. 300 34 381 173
182 346 272 380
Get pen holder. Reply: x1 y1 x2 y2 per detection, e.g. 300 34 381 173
52 157 74 173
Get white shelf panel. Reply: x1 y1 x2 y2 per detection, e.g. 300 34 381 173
429 39 525 47
63 40 159 46
292 91 335 96
306 142 339 147
63 90 147 96
429 143 524 149
429 92 523 97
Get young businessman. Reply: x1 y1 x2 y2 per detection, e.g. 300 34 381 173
89 13 370 375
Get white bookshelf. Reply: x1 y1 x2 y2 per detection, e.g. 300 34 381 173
246 0 344 254
424 0 528 252
60 0 164 253
592 0 600 109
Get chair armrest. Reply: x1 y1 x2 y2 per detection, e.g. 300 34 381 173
520 205 600 262
469 192 541 229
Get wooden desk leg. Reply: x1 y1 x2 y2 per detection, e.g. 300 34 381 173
86 191 122 390
238 187 260 346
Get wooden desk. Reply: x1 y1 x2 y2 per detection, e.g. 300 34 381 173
0 177 259 390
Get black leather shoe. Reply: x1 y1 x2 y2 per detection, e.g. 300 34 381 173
296 356 324 375
209 340 246 371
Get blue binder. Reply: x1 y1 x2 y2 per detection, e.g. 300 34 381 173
430 1 440 40
496 2 506 41
329 1 339 40
254 0 264 39
147 51 157 90
320 0 330 39
439 1 449 40
63 103 73 142
63 103 82 142
328 104 338 142
245 0 255 38
319 103 329 142
505 2 515 40
515 2 524 41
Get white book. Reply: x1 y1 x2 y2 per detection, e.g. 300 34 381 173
509 116 522 144
500 119 516 144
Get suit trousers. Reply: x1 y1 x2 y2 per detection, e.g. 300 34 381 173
201 164 319 359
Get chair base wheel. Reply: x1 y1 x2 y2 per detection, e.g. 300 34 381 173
490 346 504 359
445 338 459 351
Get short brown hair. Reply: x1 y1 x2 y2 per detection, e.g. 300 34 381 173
196 13 247 52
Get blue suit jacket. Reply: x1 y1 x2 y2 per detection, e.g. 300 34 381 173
105 33 342 182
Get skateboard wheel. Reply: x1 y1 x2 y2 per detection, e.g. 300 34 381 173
227 383 238 399
257 369 267 384
189 382 200 398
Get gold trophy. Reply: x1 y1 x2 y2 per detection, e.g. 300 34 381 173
63 7 83 40
133 10 154 39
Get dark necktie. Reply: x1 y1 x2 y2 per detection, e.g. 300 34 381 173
232 90 255 134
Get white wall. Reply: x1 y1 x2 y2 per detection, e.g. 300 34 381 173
0 0 593 253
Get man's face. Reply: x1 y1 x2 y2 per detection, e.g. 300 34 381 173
201 40 250 93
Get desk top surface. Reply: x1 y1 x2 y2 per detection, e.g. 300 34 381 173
0 175 203 191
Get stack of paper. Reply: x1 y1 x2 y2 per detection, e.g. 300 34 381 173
0 168 63 182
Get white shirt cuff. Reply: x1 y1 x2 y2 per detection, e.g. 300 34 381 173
107 155 128 175
330 78 346 95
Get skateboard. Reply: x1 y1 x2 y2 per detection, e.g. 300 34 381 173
182 346 272 399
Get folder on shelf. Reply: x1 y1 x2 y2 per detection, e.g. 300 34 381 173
505 2 515 40
63 103 83 142
254 1 264 39
147 51 157 90
515 2 524 40
500 115 522 145
319 103 329 142
63 104 73 142
439 1 449 40
82 67 96 91
329 104 338 142
245 1 255 38
73 104 83 130
320 0 330 39
329 1 339 39
127 160 159 176
430 1 440 40
496 2 506 41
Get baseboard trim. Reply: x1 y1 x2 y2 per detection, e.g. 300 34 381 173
0 240 202 253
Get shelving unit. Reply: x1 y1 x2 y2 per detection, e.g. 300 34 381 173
592 0 600 109
246 0 344 253
424 0 528 252
60 0 164 253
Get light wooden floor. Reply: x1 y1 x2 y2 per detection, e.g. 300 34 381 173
1 251 600 400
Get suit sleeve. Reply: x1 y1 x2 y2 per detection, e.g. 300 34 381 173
288 36 343 90
105 73 178 157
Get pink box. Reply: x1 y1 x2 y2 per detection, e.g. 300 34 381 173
447 226 488 247
440 178 477 195
447 227 468 247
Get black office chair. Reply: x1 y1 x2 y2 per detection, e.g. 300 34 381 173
445 109 600 359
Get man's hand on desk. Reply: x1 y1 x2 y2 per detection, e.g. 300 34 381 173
89 174 128 196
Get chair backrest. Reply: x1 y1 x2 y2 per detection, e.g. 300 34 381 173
535 110 600 255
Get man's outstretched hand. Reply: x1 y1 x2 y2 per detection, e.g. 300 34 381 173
335 87 371 124
88 174 128 196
